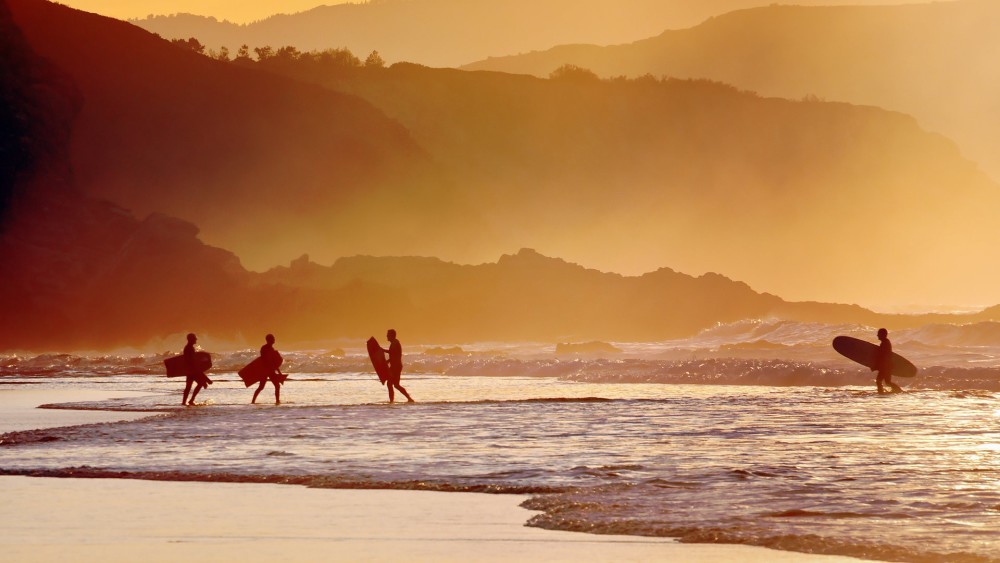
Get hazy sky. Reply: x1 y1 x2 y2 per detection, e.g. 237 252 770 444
58 1 946 24
55 1 347 23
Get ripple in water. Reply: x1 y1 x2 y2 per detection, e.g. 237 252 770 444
1 375 998 562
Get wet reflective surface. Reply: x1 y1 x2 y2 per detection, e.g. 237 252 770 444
2 371 998 562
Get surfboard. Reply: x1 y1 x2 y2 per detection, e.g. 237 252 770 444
237 353 284 387
164 351 212 377
832 336 917 378
367 337 389 384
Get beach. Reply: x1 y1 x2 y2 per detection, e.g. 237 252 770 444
0 388 153 432
3 476 867 563
0 386 865 562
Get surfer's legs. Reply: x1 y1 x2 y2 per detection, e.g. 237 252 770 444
393 382 414 402
182 376 194 405
252 380 267 404
386 380 412 402
189 383 203 405
388 366 404 402
274 382 281 405
876 371 901 393
885 374 902 393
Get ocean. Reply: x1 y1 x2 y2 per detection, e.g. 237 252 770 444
2 319 999 562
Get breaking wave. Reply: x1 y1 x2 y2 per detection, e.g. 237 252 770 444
4 320 1000 392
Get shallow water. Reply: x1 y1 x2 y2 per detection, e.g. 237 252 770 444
8 319 1000 390
4 320 1000 561
1 369 998 562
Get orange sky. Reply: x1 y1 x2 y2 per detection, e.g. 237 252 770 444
54 1 347 23
58 1 947 25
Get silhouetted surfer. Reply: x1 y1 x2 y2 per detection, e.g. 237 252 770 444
252 333 284 405
873 328 902 394
381 329 414 403
182 333 209 406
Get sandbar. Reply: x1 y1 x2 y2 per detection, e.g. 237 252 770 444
0 387 153 433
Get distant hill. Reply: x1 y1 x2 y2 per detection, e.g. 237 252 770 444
1 0 257 349
0 1 796 348
8 0 483 272
463 0 1000 181
11 0 1000 310
251 248 990 344
232 57 1000 307
255 248 788 342
7 0 1000 351
131 0 924 68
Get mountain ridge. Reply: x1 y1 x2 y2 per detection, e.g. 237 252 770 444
131 0 929 68
462 0 1000 180
7 0 998 350
8 0 485 272
12 0 1000 307
235 55 1000 307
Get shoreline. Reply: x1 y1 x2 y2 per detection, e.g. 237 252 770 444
0 387 864 562
0 387 155 434
1 476 863 562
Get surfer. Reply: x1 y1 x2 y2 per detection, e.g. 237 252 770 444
251 333 284 405
182 333 209 406
873 328 902 394
381 329 414 403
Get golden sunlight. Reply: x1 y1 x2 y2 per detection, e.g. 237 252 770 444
53 0 345 22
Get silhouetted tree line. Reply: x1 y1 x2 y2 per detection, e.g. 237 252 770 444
169 37 206 54
548 64 600 82
164 36 383 71
539 63 757 97
166 37 389 78
165 36 756 94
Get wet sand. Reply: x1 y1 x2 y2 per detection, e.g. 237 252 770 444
0 388 863 562
0 388 154 433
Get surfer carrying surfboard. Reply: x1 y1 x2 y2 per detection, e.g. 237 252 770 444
251 334 284 405
380 329 414 403
833 332 917 388
874 328 903 394
181 333 210 406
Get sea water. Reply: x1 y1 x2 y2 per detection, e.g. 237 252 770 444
2 320 999 562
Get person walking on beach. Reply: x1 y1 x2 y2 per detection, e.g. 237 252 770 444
182 333 210 406
252 333 285 405
381 329 414 403
873 328 902 394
